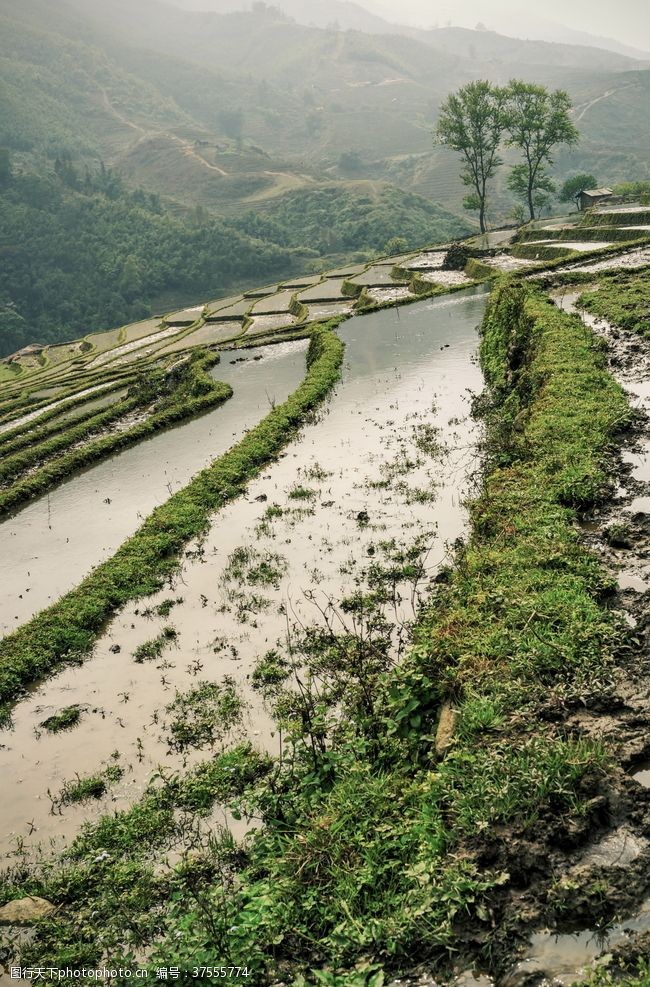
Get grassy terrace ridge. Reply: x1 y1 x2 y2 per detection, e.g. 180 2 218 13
0 325 344 720
578 268 650 340
0 351 232 516
0 371 137 433
1 280 637 983
516 225 644 244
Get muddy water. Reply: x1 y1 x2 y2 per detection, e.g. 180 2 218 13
505 898 650 985
0 288 488 861
0 342 308 635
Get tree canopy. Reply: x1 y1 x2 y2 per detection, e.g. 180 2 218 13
436 80 580 228
504 81 579 220
560 173 598 204
436 81 506 234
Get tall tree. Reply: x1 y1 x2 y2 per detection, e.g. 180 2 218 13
436 81 506 234
504 81 579 221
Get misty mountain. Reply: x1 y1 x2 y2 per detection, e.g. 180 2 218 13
421 26 646 75
169 0 399 34
359 0 650 61
474 11 650 62
154 0 650 63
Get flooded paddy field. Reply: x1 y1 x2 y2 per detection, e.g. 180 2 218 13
0 288 487 861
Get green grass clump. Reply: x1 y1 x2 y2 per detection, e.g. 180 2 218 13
288 484 317 500
39 705 83 733
579 269 650 340
581 961 650 986
132 626 177 663
464 257 496 280
0 326 344 717
57 764 124 805
165 678 245 753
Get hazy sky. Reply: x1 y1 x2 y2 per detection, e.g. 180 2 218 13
362 0 650 51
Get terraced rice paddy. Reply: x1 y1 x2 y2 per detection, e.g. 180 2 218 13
251 289 296 313
349 264 408 287
298 278 350 301
245 313 299 335
2 214 650 984
88 325 185 367
405 250 447 270
156 321 243 353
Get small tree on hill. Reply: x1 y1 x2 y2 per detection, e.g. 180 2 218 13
560 173 598 207
436 80 506 234
504 81 579 221
384 236 408 256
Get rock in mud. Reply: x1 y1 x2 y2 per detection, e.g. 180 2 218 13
435 702 458 754
0 896 55 925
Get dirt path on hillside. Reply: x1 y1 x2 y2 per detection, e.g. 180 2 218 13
100 89 229 176
574 84 634 123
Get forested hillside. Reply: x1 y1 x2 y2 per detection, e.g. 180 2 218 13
0 160 312 357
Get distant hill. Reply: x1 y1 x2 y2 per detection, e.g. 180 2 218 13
4 0 649 209
2 0 650 358
359 0 650 62
169 0 399 34
421 26 645 75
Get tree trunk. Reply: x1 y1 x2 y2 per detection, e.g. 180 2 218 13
479 200 486 234
527 183 535 221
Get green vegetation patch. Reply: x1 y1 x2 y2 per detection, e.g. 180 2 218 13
511 242 579 262
0 327 344 719
39 705 83 733
579 269 650 340
0 745 273 968
56 764 124 806
132 626 178 663
165 678 245 753
586 208 650 227
518 225 644 244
